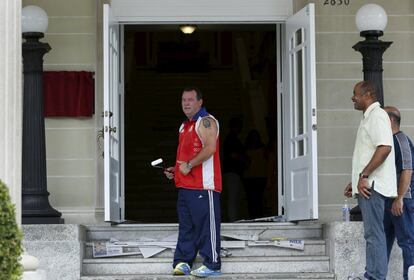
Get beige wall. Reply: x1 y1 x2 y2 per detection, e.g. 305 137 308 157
307 0 414 221
22 0 100 223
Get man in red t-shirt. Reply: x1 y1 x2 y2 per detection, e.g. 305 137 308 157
164 87 222 278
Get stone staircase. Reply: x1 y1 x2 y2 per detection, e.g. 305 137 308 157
80 223 335 279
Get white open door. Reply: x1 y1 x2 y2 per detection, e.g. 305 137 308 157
282 3 318 221
103 4 124 223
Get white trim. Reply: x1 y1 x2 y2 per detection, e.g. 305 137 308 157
57 207 103 224
112 0 293 23
276 24 283 216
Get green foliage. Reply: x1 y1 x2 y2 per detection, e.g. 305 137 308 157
0 180 23 280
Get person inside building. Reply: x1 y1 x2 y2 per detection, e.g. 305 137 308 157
164 87 222 277
243 129 268 219
222 117 246 222
383 106 414 280
344 80 397 280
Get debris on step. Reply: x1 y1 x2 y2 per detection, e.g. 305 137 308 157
91 230 305 259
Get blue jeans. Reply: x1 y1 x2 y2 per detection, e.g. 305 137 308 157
358 190 388 280
384 197 414 280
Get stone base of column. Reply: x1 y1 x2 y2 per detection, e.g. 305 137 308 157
22 216 64 224
23 270 46 280
21 252 46 280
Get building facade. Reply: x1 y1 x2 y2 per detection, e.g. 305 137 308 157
1 0 414 224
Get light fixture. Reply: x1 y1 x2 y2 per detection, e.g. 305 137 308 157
179 25 197 34
355 3 387 34
22 5 49 34
21 5 63 224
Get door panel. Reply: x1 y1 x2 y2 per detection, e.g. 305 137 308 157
103 4 124 223
283 3 318 221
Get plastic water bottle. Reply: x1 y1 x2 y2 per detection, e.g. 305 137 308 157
342 198 351 222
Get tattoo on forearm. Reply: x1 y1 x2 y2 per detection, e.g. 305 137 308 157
203 118 211 128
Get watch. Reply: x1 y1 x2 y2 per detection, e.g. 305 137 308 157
186 161 193 170
359 172 369 179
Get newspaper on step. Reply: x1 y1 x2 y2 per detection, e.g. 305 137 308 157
92 242 141 258
247 239 305 250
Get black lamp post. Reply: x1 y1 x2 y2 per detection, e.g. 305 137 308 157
352 4 392 107
21 5 63 224
350 4 392 221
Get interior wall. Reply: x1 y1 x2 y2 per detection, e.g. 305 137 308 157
308 0 414 222
23 0 99 223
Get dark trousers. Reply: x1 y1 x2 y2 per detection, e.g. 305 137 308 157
384 197 414 280
173 188 221 270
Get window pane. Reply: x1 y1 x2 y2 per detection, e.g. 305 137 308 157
290 53 295 138
295 28 303 46
295 49 304 136
292 141 296 159
298 139 305 157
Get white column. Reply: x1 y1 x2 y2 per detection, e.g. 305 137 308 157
0 0 22 224
0 2 46 279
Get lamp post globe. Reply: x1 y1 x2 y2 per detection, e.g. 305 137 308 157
355 3 387 33
22 5 48 34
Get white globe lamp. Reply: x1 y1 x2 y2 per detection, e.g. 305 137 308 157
352 3 392 108
355 4 387 38
22 5 48 34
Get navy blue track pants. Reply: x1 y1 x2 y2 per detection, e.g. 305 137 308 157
173 188 221 270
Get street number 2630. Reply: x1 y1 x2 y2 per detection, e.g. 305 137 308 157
323 0 350 5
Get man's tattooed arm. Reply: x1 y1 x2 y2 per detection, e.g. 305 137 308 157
203 118 211 128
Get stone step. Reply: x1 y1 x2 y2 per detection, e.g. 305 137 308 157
82 256 330 275
83 239 326 258
85 223 323 241
81 272 336 280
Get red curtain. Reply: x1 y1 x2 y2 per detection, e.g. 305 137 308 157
43 71 94 117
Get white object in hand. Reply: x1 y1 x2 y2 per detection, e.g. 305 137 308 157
151 158 163 167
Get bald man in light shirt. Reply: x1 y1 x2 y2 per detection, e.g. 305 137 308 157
344 81 397 280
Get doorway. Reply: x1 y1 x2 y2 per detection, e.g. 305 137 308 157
123 25 279 222
103 3 318 223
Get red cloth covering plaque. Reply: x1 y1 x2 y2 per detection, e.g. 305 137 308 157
43 71 94 117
